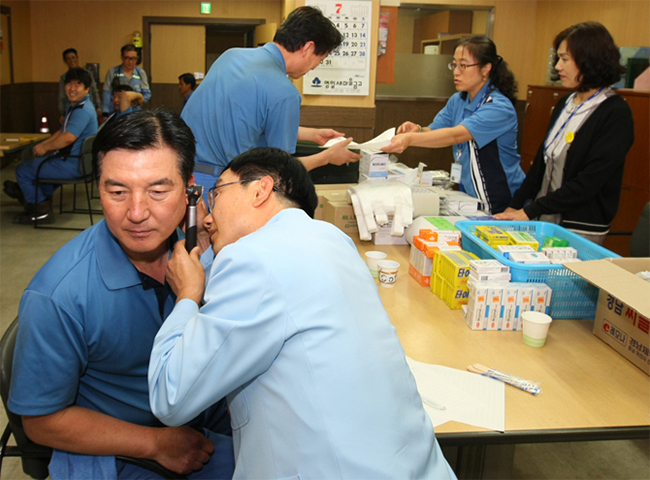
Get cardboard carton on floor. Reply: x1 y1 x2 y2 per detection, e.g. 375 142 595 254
323 200 358 235
567 258 650 375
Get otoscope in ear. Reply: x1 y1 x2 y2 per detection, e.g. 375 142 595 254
185 185 203 252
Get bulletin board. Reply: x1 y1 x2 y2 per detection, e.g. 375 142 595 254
303 0 372 96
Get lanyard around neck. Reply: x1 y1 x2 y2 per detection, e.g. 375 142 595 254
543 88 604 159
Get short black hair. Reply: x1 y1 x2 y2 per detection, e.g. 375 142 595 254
112 84 134 94
226 147 318 218
273 6 342 56
553 22 625 91
93 109 195 185
64 67 92 89
121 44 138 56
62 48 77 60
178 73 197 90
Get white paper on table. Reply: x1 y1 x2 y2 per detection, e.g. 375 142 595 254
406 357 505 432
322 127 395 153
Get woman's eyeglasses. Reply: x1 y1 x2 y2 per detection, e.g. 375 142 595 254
448 63 480 72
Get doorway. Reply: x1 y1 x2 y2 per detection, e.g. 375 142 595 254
205 25 254 70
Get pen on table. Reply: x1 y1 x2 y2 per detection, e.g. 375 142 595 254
467 363 542 396
422 397 447 411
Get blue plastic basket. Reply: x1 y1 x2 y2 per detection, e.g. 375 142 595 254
455 221 620 319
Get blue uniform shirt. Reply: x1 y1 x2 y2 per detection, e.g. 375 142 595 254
64 94 98 157
181 43 301 172
430 82 524 212
9 220 174 426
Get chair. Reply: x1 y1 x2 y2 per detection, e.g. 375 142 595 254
630 202 650 257
33 134 101 230
0 318 186 479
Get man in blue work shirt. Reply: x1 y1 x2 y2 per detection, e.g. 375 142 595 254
5 67 98 225
58 48 102 124
101 44 151 116
181 6 361 197
178 72 196 112
8 110 234 480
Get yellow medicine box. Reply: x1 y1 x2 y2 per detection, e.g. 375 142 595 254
475 225 509 245
507 231 539 251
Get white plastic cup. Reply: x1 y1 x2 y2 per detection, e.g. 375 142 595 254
365 251 387 278
522 311 553 347
378 260 400 288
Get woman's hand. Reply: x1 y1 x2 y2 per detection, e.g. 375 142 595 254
381 133 411 154
396 121 422 134
493 208 530 221
166 240 206 305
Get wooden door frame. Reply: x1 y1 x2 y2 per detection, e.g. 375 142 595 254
1 5 14 84
142 16 266 82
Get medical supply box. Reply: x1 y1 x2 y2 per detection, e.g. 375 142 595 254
567 258 650 375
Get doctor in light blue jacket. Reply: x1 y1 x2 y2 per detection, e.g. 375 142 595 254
149 147 456 480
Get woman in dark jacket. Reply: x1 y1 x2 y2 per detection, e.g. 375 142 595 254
494 22 634 245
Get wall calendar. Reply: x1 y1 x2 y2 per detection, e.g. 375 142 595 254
303 0 372 96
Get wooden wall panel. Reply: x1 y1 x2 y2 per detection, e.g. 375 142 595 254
20 1 283 83
531 0 650 89
150 25 205 84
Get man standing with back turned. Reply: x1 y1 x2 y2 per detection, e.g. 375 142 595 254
149 147 456 479
181 6 361 195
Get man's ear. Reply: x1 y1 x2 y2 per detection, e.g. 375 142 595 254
252 176 275 207
300 41 315 57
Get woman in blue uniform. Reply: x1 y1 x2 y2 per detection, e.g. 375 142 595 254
494 22 634 245
383 36 524 214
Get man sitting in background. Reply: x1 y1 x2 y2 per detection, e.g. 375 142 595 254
101 44 151 116
178 72 196 112
58 48 101 124
100 84 144 128
4 67 98 225
8 110 233 480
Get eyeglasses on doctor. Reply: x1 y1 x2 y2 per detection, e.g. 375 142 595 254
448 62 480 72
207 177 278 213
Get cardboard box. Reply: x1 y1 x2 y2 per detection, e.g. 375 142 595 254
314 185 352 221
567 258 650 375
323 200 358 235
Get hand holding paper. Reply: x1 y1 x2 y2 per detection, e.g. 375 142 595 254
323 128 396 154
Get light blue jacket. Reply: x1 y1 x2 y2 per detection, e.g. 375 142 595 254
149 209 456 480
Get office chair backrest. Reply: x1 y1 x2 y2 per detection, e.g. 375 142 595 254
0 319 185 480
0 318 52 479
78 134 96 179
630 202 650 257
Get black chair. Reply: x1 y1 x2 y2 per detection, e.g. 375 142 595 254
0 318 186 479
630 202 650 257
33 134 101 230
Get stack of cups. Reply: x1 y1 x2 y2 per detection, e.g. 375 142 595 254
364 251 400 288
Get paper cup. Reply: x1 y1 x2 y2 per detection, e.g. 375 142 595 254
522 311 553 347
365 251 387 278
378 260 400 288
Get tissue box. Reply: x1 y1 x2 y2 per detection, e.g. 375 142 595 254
358 151 389 179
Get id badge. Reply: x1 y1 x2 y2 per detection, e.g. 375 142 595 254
450 162 462 184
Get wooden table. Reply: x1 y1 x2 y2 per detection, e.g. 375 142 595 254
0 133 50 167
354 238 649 470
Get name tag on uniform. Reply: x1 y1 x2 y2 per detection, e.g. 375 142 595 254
450 163 462 184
